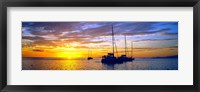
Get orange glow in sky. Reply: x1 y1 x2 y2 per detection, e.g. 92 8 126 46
22 22 178 59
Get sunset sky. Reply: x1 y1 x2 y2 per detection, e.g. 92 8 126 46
22 22 178 59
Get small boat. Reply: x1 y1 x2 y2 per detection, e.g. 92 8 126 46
87 48 93 60
87 57 93 60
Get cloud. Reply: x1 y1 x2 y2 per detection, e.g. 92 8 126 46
74 46 89 48
23 22 82 36
133 38 177 42
32 49 44 52
80 40 106 44
22 22 178 47
22 36 45 40
133 46 178 51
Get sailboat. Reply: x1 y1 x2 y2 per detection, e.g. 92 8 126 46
87 57 93 60
101 24 118 63
87 48 93 60
117 35 134 62
101 24 134 64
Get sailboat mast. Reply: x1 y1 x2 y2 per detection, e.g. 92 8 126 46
112 24 115 55
125 35 127 55
114 42 118 57
91 48 92 57
131 41 133 58
88 48 89 57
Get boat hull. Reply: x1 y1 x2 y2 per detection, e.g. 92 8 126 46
87 57 93 60
101 57 135 64
101 57 118 63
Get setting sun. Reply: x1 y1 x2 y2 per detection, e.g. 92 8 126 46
56 50 84 59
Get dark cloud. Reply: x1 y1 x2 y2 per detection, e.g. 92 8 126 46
133 38 177 42
32 49 44 52
74 46 89 48
161 32 178 36
157 28 178 36
80 40 106 44
168 46 178 48
133 46 178 50
22 36 45 40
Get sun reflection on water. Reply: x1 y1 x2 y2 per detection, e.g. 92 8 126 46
22 58 178 70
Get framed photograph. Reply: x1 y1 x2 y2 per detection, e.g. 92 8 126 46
0 0 199 92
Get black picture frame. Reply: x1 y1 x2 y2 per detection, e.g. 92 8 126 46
0 0 199 92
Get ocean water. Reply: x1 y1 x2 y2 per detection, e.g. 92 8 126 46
22 58 178 70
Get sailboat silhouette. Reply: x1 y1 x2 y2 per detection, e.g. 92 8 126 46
87 48 93 60
117 35 135 62
101 24 134 64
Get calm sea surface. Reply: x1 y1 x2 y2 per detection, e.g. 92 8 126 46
22 58 178 70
